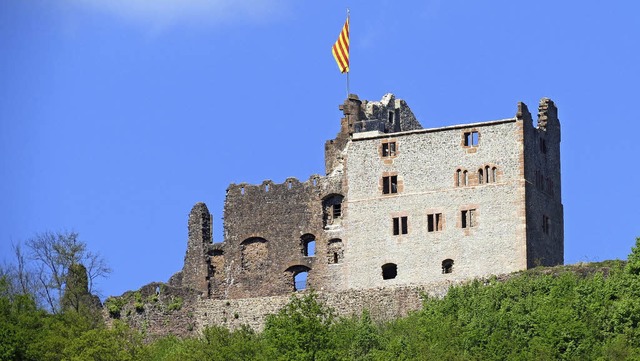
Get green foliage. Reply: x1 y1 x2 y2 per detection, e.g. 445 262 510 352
167 297 183 311
263 291 336 361
105 297 125 318
134 292 144 312
626 237 640 275
3 238 640 361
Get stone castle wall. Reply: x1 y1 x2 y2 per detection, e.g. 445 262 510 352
194 281 457 332
109 93 564 336
342 119 529 290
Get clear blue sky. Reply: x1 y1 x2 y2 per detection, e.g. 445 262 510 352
1 1 639 300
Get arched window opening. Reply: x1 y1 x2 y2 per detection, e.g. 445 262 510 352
478 169 484 184
286 265 311 291
382 263 398 280
301 234 316 257
485 166 490 183
294 271 308 291
327 239 343 264
322 194 344 228
456 169 461 187
442 259 454 274
492 167 497 183
240 237 268 272
463 170 468 186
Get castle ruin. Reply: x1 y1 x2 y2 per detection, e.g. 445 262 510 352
120 93 563 333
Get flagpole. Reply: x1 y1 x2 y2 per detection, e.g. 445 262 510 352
346 8 350 98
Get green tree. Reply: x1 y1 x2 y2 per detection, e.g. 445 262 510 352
17 231 111 313
263 292 336 361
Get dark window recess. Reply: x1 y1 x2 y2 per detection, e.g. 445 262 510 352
382 175 398 194
427 213 443 232
464 131 479 146
542 215 550 234
461 209 476 229
442 259 454 274
322 194 344 227
393 216 408 235
332 203 342 218
388 111 395 124
382 263 398 280
540 138 547 154
327 239 343 264
382 142 397 157
478 169 484 184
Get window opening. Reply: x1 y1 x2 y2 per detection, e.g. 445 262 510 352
240 186 245 195
478 169 484 184
427 213 443 232
333 203 342 219
327 239 343 264
294 271 308 291
382 263 398 280
382 175 398 194
442 259 454 274
464 170 468 186
464 131 479 146
461 209 476 229
492 167 497 183
287 180 292 189
542 215 550 234
485 166 490 183
301 234 316 257
265 184 270 192
323 194 344 227
392 216 408 235
382 141 397 157
388 111 394 124
456 169 461 187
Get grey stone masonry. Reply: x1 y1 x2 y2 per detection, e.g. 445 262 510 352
139 93 564 333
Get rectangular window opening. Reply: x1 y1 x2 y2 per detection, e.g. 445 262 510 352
464 131 479 146
461 209 476 229
401 216 408 234
427 213 442 232
382 175 398 194
382 141 397 157
392 216 408 235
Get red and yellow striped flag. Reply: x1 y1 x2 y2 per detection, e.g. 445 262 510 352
332 17 350 73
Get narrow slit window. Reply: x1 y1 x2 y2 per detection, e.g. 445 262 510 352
542 215 550 234
478 169 484 184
